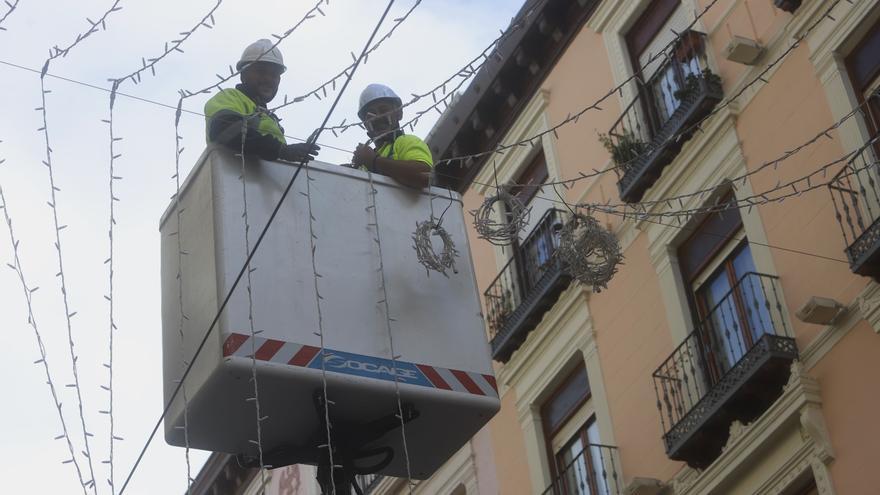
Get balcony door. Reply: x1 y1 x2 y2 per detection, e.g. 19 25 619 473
553 420 606 495
626 0 699 136
677 196 770 382
542 365 609 495
842 18 880 232
693 242 771 377
846 18 880 136
507 150 557 290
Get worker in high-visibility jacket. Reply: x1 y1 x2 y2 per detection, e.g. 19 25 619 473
204 39 319 163
350 84 433 188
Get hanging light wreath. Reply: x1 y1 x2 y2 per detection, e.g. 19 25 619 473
557 212 623 292
412 219 459 277
471 190 530 246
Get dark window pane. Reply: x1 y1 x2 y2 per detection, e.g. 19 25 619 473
586 423 609 495
559 436 592 495
698 265 743 372
677 194 743 282
846 21 880 93
554 420 609 495
542 365 590 436
625 0 681 62
731 244 756 280
846 19 880 140
694 242 773 376
509 150 549 206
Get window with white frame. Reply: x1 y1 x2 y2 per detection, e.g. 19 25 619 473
507 148 560 267
541 364 611 495
625 0 709 133
676 194 776 380
845 18 880 134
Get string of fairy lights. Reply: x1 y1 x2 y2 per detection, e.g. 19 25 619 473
238 118 269 490
0 182 91 495
35 1 128 493
298 0 538 136
0 0 866 493
0 0 20 31
270 0 423 113
103 4 228 493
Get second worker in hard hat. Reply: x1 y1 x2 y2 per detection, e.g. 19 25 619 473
204 39 320 163
350 84 433 188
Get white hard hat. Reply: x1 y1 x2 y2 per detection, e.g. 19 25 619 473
237 39 286 73
358 84 401 119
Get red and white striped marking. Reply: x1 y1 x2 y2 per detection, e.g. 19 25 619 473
222 333 321 367
416 364 498 396
222 332 498 397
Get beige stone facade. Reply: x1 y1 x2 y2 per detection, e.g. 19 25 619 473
374 0 880 494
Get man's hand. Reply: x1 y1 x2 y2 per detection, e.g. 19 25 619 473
279 142 321 163
352 143 377 169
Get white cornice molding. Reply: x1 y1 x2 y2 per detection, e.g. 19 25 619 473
674 361 832 495
640 109 740 213
586 0 634 34
797 0 858 52
417 441 477 495
498 284 592 408
797 280 874 370
857 281 880 334
371 441 477 495
472 89 552 196
581 87 740 261
642 113 742 264
371 474 407 494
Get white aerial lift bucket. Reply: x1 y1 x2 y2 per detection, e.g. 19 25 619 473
159 146 499 480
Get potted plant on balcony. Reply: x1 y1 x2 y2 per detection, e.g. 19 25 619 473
488 288 515 334
599 130 647 173
673 68 722 102
674 30 707 63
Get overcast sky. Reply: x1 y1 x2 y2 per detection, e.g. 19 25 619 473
0 1 523 492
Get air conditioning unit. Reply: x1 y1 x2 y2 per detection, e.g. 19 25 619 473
724 36 764 66
795 296 845 325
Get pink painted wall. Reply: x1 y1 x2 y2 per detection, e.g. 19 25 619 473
462 2 880 493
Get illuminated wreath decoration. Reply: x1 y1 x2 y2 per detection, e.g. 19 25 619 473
557 212 623 292
471 190 530 246
412 219 459 276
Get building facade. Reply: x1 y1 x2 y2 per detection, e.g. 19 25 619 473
193 0 880 493
418 0 880 493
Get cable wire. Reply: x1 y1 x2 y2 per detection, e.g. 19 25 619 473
175 0 329 103
111 0 223 86
365 169 415 493
0 0 20 31
118 1 398 491
104 3 230 491
432 0 845 174
102 90 122 495
272 0 422 113
35 3 128 491
448 95 872 216
0 184 90 495
239 118 268 492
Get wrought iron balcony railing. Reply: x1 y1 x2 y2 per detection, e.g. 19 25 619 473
828 138 880 281
604 30 723 203
485 208 571 362
542 443 621 495
652 272 798 469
